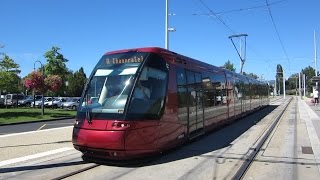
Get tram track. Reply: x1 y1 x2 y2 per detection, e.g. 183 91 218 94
232 97 293 180
51 163 100 180
48 98 290 180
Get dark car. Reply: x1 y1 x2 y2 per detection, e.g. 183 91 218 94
18 96 34 107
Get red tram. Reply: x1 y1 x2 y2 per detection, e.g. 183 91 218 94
72 47 269 160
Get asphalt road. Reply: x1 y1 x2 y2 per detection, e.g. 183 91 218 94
0 118 75 135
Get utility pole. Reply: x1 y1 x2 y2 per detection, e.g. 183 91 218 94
315 30 318 76
299 72 301 98
283 70 286 99
165 0 176 50
295 75 298 96
165 0 168 49
274 77 277 96
303 74 306 97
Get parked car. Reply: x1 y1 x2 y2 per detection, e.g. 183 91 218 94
61 97 81 110
0 98 4 107
31 97 53 108
18 96 34 107
4 94 25 107
44 97 67 108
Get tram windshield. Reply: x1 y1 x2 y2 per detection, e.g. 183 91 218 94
79 52 168 120
80 52 147 115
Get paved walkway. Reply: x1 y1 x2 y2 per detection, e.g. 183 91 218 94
303 96 320 118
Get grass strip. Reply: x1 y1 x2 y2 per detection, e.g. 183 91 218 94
0 108 76 125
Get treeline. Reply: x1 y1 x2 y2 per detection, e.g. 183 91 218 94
0 46 87 97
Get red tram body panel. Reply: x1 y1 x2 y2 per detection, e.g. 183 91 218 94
72 47 269 161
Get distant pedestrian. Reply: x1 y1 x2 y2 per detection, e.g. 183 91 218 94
314 89 319 106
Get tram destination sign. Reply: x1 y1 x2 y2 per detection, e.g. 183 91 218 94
106 55 144 65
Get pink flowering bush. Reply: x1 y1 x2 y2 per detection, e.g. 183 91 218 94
45 75 62 93
24 71 62 93
24 71 47 93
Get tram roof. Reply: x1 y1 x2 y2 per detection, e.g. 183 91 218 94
104 47 267 84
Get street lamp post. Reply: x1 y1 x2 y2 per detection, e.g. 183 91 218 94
34 60 45 116
165 0 176 50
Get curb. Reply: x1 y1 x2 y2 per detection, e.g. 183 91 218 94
0 117 76 126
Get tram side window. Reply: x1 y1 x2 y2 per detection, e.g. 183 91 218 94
202 72 214 108
127 54 169 120
210 73 225 106
176 67 188 123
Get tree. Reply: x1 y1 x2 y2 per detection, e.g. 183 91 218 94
286 73 298 90
0 55 20 72
301 66 316 93
0 55 21 94
243 72 259 79
43 46 69 96
66 67 87 97
24 71 46 94
45 75 63 93
222 60 236 72
276 64 283 94
44 46 69 77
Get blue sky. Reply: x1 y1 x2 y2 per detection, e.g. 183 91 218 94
1 0 319 81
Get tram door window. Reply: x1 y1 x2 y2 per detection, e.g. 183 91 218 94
176 67 188 124
186 71 197 134
186 70 204 134
226 73 235 118
195 73 204 130
176 67 204 134
210 72 228 121
202 72 215 123
234 77 242 116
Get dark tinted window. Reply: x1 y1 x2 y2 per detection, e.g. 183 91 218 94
127 54 169 120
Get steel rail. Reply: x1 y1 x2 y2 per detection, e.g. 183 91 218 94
51 164 100 180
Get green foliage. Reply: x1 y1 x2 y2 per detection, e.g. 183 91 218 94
0 55 20 72
0 71 20 93
223 60 236 72
301 66 316 93
286 73 298 91
44 46 69 77
42 46 70 96
66 67 87 97
276 64 283 94
243 72 259 79
0 55 21 93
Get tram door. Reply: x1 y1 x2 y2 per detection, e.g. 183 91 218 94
186 71 204 136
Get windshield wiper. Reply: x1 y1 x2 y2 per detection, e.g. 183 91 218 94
85 95 92 124
84 85 92 125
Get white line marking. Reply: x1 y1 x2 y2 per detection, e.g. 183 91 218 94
0 126 73 138
0 147 73 167
37 124 46 131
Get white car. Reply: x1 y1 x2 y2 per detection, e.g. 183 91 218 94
31 97 53 108
61 98 81 110
44 98 67 108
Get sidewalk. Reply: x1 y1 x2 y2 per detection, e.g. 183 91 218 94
299 97 320 173
303 96 320 118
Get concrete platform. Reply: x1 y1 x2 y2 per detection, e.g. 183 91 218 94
243 97 320 179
